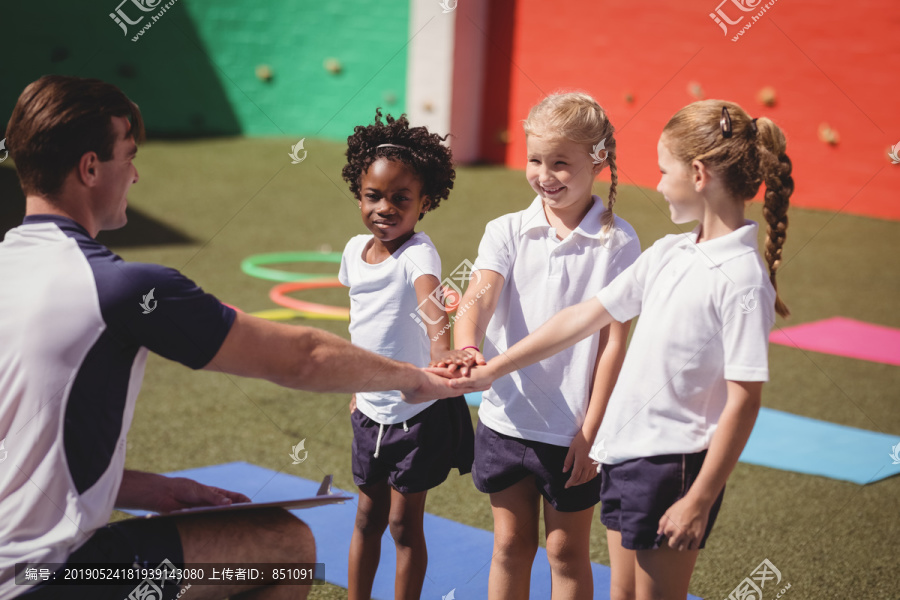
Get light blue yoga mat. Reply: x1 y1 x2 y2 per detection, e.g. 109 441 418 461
128 462 700 600
464 393 900 484
741 408 900 484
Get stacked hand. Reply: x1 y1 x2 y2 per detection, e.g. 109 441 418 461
427 348 498 392
400 348 496 404
429 347 486 376
400 349 492 404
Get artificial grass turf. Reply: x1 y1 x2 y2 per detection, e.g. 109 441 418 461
7 135 896 599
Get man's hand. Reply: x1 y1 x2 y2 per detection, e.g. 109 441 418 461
116 470 251 513
152 477 251 514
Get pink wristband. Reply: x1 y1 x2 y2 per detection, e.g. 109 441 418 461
460 345 480 353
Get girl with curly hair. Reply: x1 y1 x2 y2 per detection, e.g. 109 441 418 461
339 109 474 600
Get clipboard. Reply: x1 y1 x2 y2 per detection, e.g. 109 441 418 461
136 475 352 519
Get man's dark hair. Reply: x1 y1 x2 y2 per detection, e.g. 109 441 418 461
5 75 145 197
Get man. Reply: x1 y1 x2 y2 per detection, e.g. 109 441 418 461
0 75 474 600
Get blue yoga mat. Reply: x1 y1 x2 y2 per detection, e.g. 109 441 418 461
464 393 900 484
130 462 699 600
740 408 900 484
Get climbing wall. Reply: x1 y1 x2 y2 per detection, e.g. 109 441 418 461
482 0 900 220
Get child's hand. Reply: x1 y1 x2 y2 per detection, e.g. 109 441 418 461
445 361 496 393
563 430 599 489
349 394 357 413
657 496 711 551
429 348 486 376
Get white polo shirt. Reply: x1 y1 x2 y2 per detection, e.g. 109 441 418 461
589 221 776 465
0 216 235 600
339 232 441 424
474 195 641 446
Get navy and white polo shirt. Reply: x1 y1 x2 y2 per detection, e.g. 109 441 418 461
0 215 235 599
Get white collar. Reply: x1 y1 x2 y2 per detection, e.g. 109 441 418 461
675 220 760 268
519 195 611 240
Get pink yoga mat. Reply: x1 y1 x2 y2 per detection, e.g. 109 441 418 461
770 317 900 366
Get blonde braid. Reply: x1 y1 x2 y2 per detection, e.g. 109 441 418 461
601 149 618 232
757 117 793 317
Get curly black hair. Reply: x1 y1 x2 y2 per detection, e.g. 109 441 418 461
342 109 455 219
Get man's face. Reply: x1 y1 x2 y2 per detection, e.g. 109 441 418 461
92 115 139 232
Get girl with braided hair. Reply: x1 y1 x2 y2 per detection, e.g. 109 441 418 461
443 99 792 599
433 92 641 599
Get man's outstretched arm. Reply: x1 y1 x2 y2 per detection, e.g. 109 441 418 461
204 311 481 402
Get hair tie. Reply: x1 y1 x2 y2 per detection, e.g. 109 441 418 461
750 118 759 135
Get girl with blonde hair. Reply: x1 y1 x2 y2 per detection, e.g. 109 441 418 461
445 99 792 599
434 92 641 599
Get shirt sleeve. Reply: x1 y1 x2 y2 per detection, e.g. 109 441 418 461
720 283 776 382
596 242 654 323
603 231 642 287
339 237 355 288
472 217 514 279
403 239 442 286
103 262 236 370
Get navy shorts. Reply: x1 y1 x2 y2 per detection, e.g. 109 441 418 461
351 396 475 494
17 517 185 599
471 420 601 513
600 450 725 550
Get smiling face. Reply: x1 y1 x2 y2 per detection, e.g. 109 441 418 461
525 135 600 213
92 115 139 231
656 135 703 225
357 157 430 254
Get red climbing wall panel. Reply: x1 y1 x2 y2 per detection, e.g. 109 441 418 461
480 0 900 220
